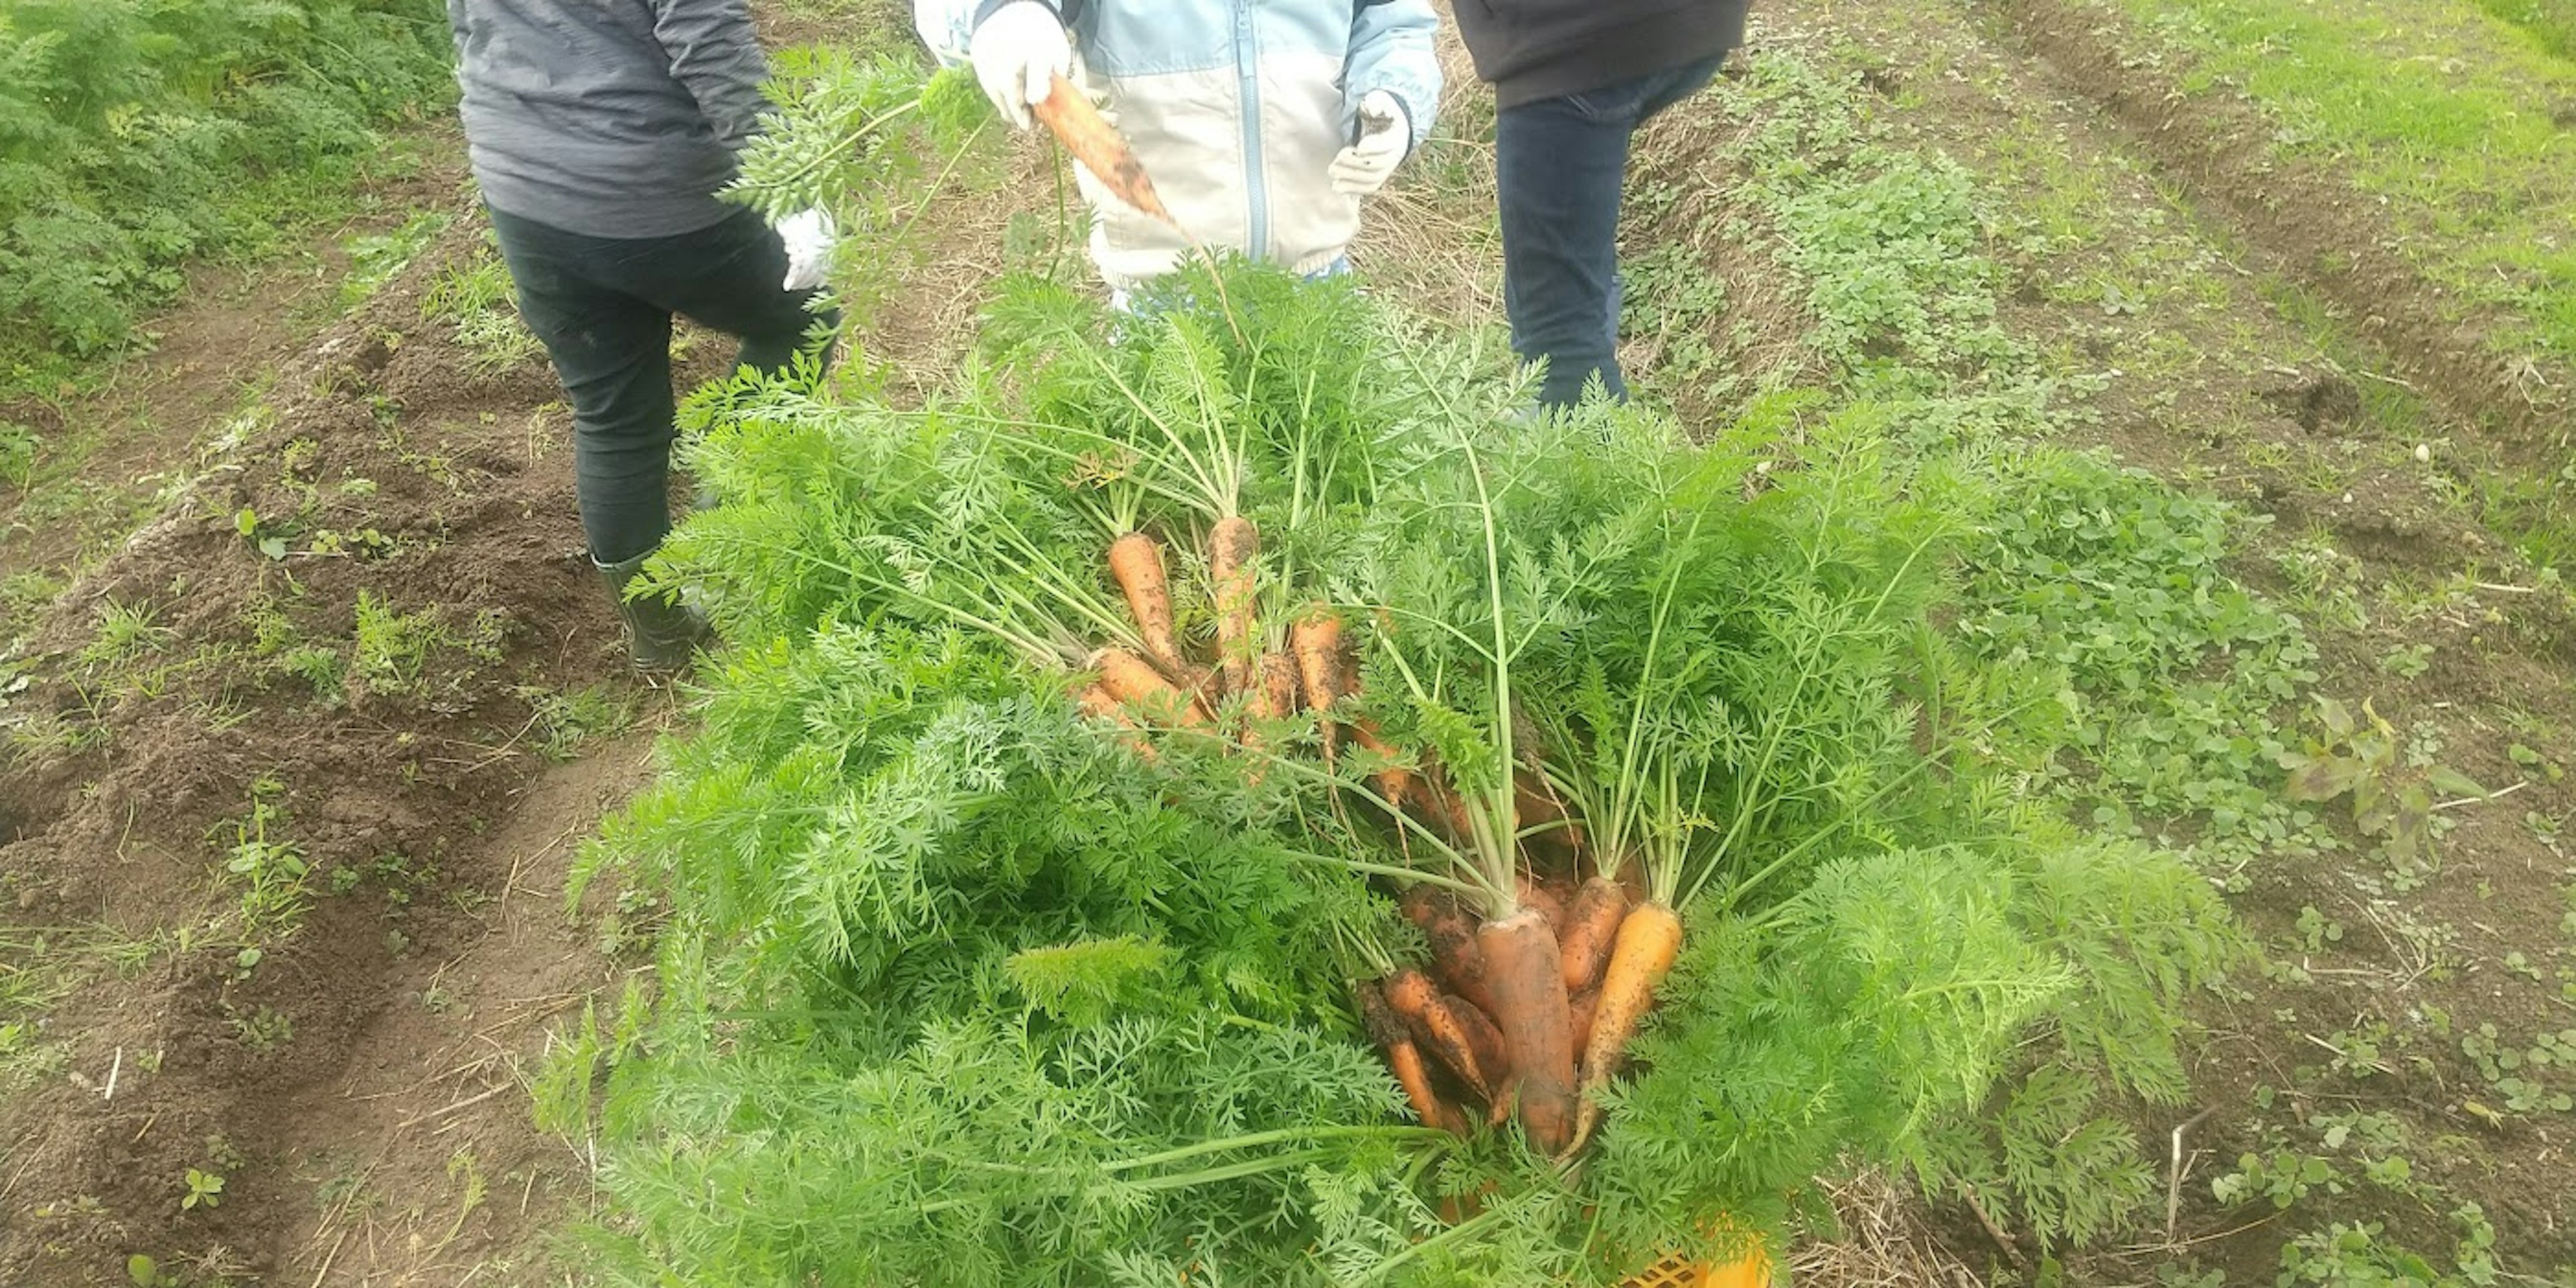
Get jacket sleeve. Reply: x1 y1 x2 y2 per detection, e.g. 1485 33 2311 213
651 0 774 152
1344 0 1440 152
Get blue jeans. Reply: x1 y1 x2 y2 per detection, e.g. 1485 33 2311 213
1497 58 1724 409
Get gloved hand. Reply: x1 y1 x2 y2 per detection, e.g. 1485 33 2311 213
1330 90 1411 197
777 209 836 291
969 1 1073 130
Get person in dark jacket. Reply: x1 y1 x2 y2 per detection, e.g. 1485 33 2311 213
1452 1 1752 411
447 0 837 671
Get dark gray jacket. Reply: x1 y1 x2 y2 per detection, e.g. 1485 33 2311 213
447 0 771 237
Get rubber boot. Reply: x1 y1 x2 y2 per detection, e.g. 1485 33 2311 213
595 550 706 672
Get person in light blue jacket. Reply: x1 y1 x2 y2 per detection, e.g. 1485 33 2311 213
918 0 1440 294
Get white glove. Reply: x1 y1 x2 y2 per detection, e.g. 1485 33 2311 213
1330 90 1411 197
969 1 1073 131
777 209 836 291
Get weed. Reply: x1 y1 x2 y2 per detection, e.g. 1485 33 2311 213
423 244 543 377
226 1003 293 1053
350 590 445 698
76 600 176 670
339 211 454 309
179 1168 225 1212
217 777 311 968
521 684 636 761
2279 697 2495 864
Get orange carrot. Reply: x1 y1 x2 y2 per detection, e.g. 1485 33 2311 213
1385 967 1497 1100
1359 980 1464 1136
1089 647 1210 727
1478 908 1578 1155
1250 651 1296 720
1414 901 1498 1016
1574 900 1685 1147
1209 516 1258 696
1556 875 1630 995
1349 718 1417 812
1570 987 1601 1054
1106 531 1181 672
1517 872 1569 931
1031 73 1174 224
1291 610 1344 765
1075 684 1159 763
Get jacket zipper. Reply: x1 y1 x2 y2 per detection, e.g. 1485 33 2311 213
1236 0 1268 258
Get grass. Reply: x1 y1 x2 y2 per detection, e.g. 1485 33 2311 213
2105 0 2576 372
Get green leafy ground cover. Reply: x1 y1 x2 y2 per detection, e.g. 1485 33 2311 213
2102 0 2576 377
0 0 452 388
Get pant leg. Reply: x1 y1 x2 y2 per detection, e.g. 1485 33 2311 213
616 208 840 379
488 208 680 566
1496 97 1636 410
1496 57 1727 411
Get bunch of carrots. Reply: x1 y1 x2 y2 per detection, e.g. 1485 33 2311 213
1073 521 1680 1161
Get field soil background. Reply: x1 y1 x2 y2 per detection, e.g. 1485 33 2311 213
5 0 2576 1285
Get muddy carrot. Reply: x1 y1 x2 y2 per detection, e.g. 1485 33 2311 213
1403 888 1499 1016
1291 609 1344 765
1385 967 1497 1100
1556 875 1631 995
1031 73 1174 224
1570 987 1601 1055
1209 516 1258 696
1089 647 1210 727
1573 900 1685 1148
1106 531 1181 672
1359 979 1464 1136
1478 908 1578 1155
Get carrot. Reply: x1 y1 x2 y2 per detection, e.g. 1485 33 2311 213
1089 647 1210 727
1574 900 1685 1148
1209 516 1258 696
1349 719 1417 812
1106 531 1181 672
1359 980 1464 1136
1076 684 1160 763
1385 967 1497 1100
1477 908 1578 1155
1516 872 1568 931
1514 767 1586 860
1250 651 1296 720
1423 774 1479 845
1291 610 1344 765
1570 987 1601 1054
1031 72 1174 225
1399 888 1495 1012
1556 875 1630 995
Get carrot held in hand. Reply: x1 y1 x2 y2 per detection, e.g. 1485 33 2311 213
1573 900 1684 1149
1106 532 1181 672
1032 72 1175 225
1478 908 1578 1155
1359 980 1464 1136
1209 516 1258 696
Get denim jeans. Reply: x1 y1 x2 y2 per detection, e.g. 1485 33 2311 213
488 205 837 565
1496 57 1725 409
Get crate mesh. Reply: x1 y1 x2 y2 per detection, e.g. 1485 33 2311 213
1621 1254 1705 1288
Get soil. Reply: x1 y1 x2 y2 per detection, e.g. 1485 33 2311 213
0 203 698 1283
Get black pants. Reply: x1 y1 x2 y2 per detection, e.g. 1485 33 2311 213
488 205 836 566
1496 57 1725 409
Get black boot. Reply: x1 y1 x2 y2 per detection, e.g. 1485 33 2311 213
594 550 706 672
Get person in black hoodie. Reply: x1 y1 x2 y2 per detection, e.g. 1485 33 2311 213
1451 1 1751 411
